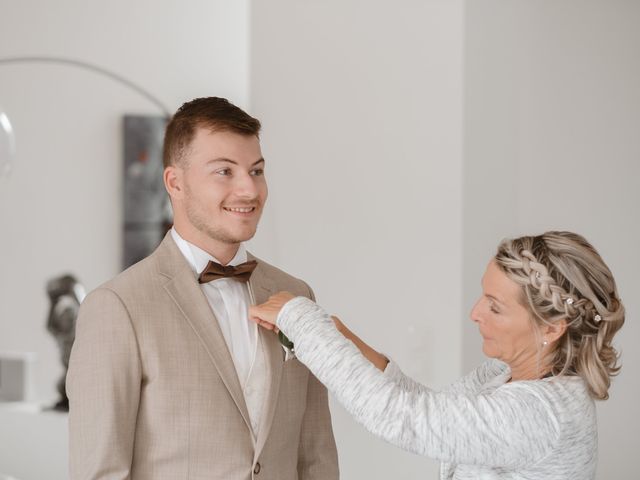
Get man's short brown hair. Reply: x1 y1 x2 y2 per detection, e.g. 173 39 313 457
162 97 261 168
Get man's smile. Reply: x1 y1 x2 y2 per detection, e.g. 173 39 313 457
223 206 258 216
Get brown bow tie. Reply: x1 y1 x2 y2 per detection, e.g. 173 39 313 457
198 260 258 284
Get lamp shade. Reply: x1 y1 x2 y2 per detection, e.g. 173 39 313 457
0 106 16 177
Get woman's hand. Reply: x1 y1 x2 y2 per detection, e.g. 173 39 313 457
248 291 296 332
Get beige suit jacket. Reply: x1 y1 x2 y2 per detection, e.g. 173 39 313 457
67 234 339 479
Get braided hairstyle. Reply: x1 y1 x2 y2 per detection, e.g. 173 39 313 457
495 231 625 400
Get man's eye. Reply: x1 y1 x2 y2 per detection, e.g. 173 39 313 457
251 168 264 176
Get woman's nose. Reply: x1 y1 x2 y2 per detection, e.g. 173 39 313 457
470 299 482 324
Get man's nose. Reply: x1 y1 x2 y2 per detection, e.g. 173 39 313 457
234 172 259 198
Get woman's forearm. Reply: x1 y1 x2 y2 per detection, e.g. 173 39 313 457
331 316 389 371
278 297 560 466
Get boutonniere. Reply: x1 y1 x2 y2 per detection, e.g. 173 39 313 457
278 331 294 351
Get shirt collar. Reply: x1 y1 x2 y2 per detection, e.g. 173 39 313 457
170 227 248 275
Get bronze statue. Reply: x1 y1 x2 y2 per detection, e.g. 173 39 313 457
46 273 85 411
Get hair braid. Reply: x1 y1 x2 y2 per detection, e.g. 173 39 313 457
495 232 625 400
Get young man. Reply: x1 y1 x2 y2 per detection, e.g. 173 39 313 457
67 97 339 479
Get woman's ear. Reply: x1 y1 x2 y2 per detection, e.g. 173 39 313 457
542 319 568 345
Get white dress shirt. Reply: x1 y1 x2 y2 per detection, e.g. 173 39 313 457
171 228 266 436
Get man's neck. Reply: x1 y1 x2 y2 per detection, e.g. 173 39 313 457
173 224 240 265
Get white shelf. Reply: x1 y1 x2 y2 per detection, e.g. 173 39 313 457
0 403 68 480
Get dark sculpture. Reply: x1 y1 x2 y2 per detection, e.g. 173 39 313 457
46 273 85 411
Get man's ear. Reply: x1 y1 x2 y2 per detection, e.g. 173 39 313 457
543 318 568 345
164 165 184 201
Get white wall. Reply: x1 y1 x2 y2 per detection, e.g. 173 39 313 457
0 1 249 478
463 1 640 478
253 1 639 478
250 1 464 478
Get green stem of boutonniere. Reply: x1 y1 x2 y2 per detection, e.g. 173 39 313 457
278 331 294 350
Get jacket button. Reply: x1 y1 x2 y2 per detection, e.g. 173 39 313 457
254 462 261 474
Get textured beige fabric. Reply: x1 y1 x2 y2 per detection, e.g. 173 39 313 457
67 233 338 480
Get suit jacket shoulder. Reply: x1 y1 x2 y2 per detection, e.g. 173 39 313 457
90 235 314 306
248 253 314 299
91 234 191 303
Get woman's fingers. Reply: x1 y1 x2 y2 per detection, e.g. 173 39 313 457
248 304 277 325
248 291 296 327
257 319 279 333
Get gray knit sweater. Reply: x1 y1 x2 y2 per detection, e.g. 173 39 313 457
277 297 597 479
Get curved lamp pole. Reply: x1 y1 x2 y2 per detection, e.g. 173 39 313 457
0 55 170 178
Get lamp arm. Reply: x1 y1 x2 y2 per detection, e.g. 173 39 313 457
0 55 170 117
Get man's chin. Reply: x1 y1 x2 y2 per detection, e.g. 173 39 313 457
219 228 258 244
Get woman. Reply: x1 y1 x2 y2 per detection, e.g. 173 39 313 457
249 231 625 479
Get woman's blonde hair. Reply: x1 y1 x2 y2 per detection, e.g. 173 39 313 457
495 231 624 400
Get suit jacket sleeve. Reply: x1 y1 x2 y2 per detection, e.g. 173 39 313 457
67 287 142 480
296 283 340 480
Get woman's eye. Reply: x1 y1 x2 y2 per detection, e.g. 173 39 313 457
489 302 500 314
216 168 231 176
251 168 264 176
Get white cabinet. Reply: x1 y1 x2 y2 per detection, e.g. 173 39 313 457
0 404 67 480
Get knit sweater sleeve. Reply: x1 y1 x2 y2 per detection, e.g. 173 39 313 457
277 297 561 469
384 357 507 396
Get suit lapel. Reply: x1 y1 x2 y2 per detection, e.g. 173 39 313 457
248 255 285 457
157 234 253 434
